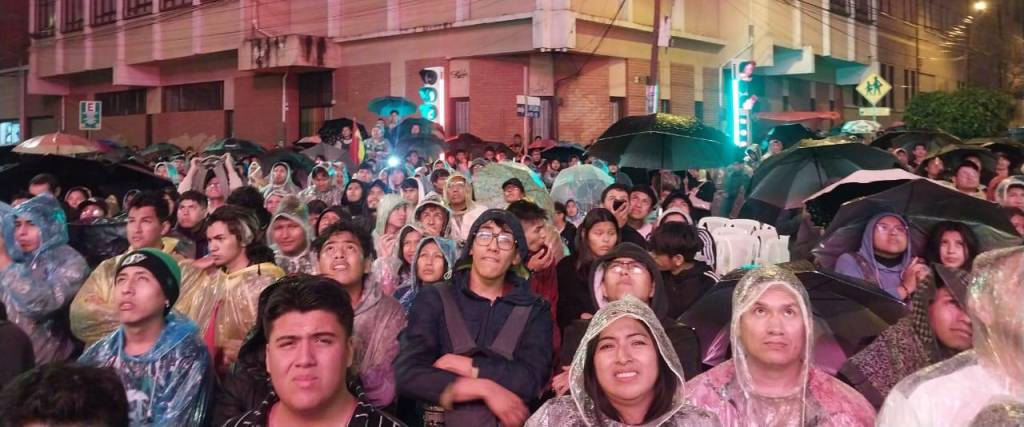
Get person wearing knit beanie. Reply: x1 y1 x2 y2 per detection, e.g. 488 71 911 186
79 246 213 426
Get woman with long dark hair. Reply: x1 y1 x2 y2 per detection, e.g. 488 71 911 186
924 221 979 270
556 208 619 332
527 297 719 426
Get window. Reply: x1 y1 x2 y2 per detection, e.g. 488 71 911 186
93 0 116 25
880 64 895 108
809 98 817 111
298 72 333 109
610 97 626 123
161 0 191 11
0 120 21 145
830 0 850 16
163 81 224 112
659 99 671 114
96 89 147 116
124 0 152 18
453 98 470 135
782 95 790 111
62 0 84 32
694 101 704 122
903 69 918 106
34 0 56 37
855 0 874 23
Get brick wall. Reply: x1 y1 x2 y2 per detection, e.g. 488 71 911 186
626 58 651 116
670 64 695 117
233 74 299 145
152 110 226 149
555 56 611 146
701 67 720 128
94 115 148 147
467 57 524 143
334 63 390 126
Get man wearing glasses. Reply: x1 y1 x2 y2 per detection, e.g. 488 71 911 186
394 210 553 427
834 213 925 300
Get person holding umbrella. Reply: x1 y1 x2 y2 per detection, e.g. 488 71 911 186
833 213 926 300
949 162 986 200
684 265 876 426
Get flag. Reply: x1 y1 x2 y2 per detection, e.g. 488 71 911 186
349 117 365 166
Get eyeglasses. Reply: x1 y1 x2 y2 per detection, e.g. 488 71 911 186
875 223 908 235
475 231 516 250
607 261 647 276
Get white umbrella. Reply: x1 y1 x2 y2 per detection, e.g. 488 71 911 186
841 120 881 135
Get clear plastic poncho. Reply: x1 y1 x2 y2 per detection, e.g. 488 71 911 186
684 266 876 427
877 246 1024 426
297 163 344 206
0 194 89 363
260 161 301 196
527 296 721 427
78 311 213 427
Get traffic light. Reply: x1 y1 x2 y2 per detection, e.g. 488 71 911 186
418 67 445 128
730 60 757 147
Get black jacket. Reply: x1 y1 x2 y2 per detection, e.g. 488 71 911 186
661 262 718 321
393 210 553 405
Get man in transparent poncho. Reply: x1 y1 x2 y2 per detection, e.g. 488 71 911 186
878 246 1024 426
684 265 876 427
0 194 88 363
528 296 720 426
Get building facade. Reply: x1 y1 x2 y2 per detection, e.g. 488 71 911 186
11 0 1003 149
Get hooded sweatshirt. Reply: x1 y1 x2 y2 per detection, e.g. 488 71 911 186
297 164 343 206
559 243 702 378
394 209 553 407
685 265 876 427
834 212 913 298
260 161 301 197
0 195 89 363
443 172 488 244
527 296 720 427
265 196 317 275
79 311 213 427
393 236 459 313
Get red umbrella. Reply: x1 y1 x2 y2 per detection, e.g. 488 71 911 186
14 133 104 156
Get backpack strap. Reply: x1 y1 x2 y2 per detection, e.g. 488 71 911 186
437 283 478 355
488 305 532 360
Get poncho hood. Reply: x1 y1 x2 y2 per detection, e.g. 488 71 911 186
1 194 69 262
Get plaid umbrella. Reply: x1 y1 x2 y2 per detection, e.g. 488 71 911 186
14 133 104 156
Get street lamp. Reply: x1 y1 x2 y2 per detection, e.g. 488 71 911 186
973 1 988 12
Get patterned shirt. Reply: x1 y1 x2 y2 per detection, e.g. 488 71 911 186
222 389 405 427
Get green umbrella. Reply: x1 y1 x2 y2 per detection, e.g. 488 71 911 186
397 118 445 139
471 162 553 213
368 96 417 118
588 113 736 171
748 136 898 209
136 143 184 162
202 138 266 157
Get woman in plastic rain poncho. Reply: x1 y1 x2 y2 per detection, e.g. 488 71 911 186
684 265 876 427
527 295 721 427
878 246 1024 427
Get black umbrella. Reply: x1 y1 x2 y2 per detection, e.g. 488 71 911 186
747 137 899 209
300 143 348 163
679 261 906 369
68 218 129 268
541 142 587 163
202 138 266 157
589 113 737 171
396 118 445 139
924 144 997 173
803 169 923 226
318 119 369 147
136 142 184 163
766 123 816 149
0 154 172 201
814 179 1022 271
965 137 1024 167
396 134 445 160
258 148 316 187
445 133 494 158
870 130 960 152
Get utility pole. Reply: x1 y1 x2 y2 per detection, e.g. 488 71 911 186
649 0 663 114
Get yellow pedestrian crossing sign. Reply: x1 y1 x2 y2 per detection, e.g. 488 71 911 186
856 73 891 106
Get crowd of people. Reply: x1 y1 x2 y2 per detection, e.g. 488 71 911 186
0 124 1022 427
